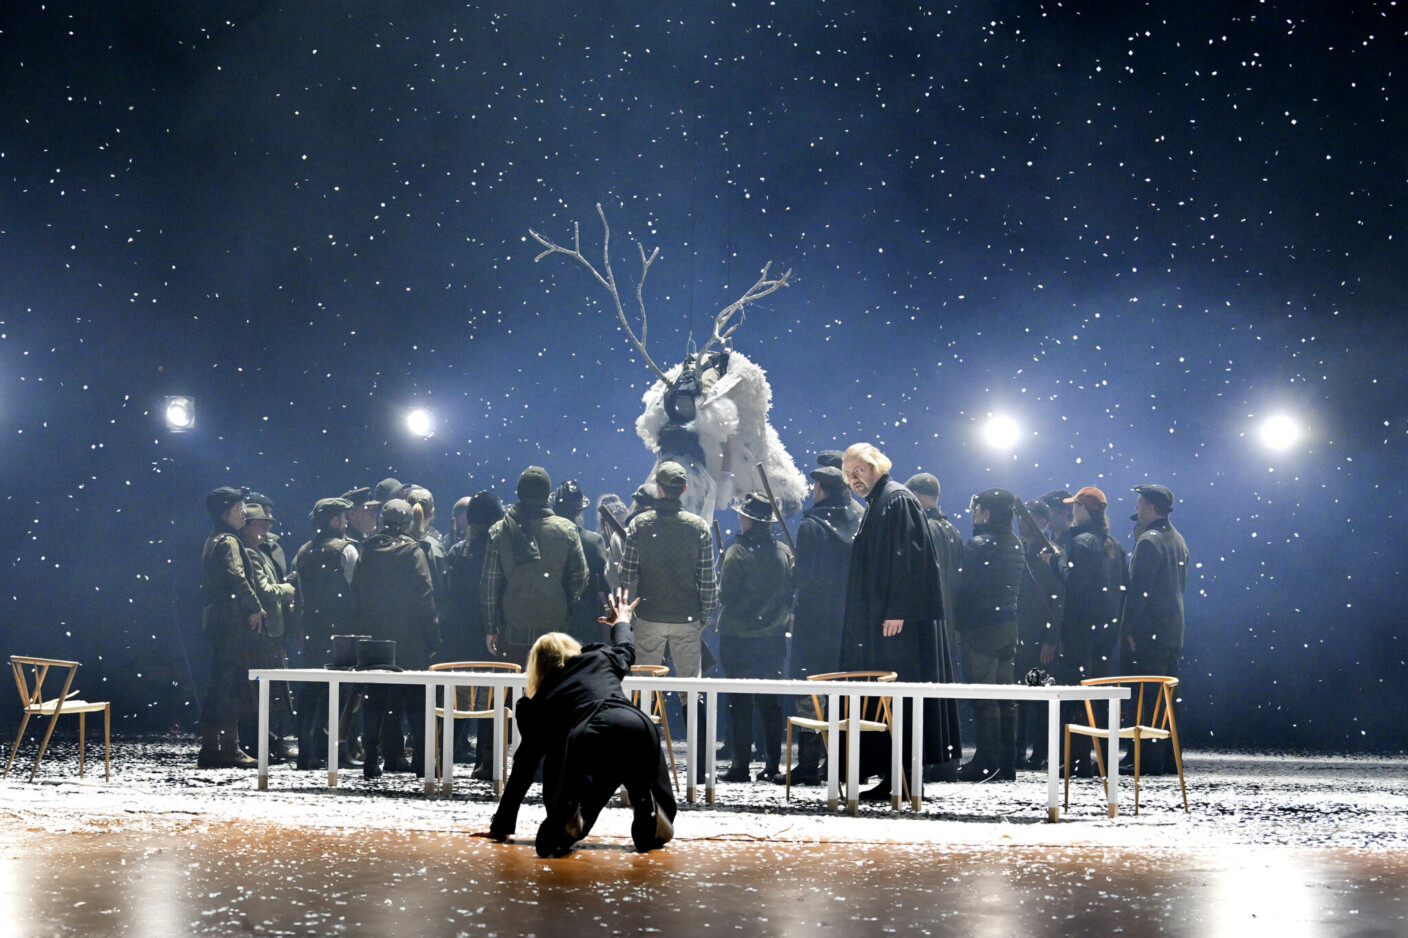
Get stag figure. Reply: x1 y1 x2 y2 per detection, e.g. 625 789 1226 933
530 206 809 526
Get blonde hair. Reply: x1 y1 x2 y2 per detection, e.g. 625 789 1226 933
526 632 582 697
842 443 892 476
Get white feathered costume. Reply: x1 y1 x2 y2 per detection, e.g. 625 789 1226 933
635 350 809 526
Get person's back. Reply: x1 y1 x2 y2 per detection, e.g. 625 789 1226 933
354 527 439 669
628 505 712 624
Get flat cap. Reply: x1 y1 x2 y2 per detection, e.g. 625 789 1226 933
654 461 687 489
1132 483 1175 513
904 473 941 498
311 497 354 526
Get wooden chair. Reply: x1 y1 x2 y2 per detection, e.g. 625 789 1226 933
1063 675 1187 815
629 664 679 793
784 671 906 802
5 656 110 782
428 661 520 781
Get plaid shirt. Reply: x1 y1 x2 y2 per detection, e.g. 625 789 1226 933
620 516 719 621
480 529 507 636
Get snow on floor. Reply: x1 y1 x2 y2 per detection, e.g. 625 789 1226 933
2 738 1406 852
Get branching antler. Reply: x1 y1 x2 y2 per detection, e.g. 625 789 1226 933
699 262 792 354
529 204 793 380
528 203 668 382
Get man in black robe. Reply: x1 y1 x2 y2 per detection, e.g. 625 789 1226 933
838 444 962 798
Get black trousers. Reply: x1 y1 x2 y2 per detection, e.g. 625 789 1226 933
1123 643 1183 773
364 684 425 757
556 705 679 836
719 634 786 772
1056 638 1117 764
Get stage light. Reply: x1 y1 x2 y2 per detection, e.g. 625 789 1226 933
164 396 195 432
983 414 1021 450
1260 414 1301 451
406 407 434 438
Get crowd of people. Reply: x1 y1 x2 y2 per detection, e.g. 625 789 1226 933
197 442 1188 851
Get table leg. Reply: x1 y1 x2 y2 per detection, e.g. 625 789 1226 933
686 690 698 804
1107 697 1121 818
327 680 340 788
493 687 506 796
422 684 437 795
705 691 717 805
826 692 840 812
441 683 456 796
257 678 269 791
846 692 860 816
1047 698 1061 822
889 692 903 811
910 696 924 811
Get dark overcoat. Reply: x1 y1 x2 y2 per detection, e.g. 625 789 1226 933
839 475 962 764
790 495 859 678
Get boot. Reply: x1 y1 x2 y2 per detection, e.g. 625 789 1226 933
362 743 383 779
957 711 1000 782
338 739 363 770
776 733 823 784
996 707 1018 781
211 723 258 769
196 721 222 768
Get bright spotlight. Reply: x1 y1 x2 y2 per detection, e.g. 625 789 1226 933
164 396 195 432
406 407 434 438
983 415 1021 450
1260 414 1301 451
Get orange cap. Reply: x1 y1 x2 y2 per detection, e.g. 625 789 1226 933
1065 486 1107 509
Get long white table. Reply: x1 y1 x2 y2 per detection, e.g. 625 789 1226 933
250 668 1129 821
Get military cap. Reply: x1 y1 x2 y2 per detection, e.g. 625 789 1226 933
311 497 354 527
1132 483 1175 514
552 479 590 516
970 487 1016 511
904 473 941 498
464 490 506 526
206 486 248 521
809 465 846 493
373 477 404 504
380 498 414 530
816 450 844 469
341 486 376 507
654 461 687 489
516 466 552 502
733 492 777 523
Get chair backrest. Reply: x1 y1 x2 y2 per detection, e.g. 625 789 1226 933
10 656 82 713
805 671 898 725
429 660 522 711
628 664 670 714
1079 675 1180 734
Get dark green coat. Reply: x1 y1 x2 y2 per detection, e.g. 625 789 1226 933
718 527 794 639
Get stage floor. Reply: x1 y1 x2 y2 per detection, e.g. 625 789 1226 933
3 740 1406 936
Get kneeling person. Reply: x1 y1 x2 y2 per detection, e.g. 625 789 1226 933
489 590 677 857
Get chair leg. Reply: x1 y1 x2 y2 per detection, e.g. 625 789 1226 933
79 712 86 778
1132 739 1141 817
30 709 65 782
784 723 793 802
4 711 34 780
657 693 679 794
103 704 111 782
1172 734 1188 813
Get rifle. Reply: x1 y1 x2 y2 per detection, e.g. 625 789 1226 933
1012 494 1058 556
712 519 724 556
598 504 628 542
754 462 797 553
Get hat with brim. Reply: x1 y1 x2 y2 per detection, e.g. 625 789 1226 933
328 634 372 670
733 492 777 523
1065 486 1107 510
809 466 846 493
1132 483 1175 513
353 639 401 671
243 503 274 523
552 479 591 515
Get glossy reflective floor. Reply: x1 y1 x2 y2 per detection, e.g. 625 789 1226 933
4 821 1404 937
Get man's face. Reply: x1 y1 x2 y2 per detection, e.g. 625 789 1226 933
348 504 377 534
1135 494 1161 526
329 511 347 535
812 481 826 504
1072 501 1092 526
243 518 271 545
843 459 882 497
1047 505 1073 533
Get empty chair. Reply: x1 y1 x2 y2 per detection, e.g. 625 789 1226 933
784 671 906 802
1063 674 1187 816
429 661 521 789
5 656 110 782
627 664 679 793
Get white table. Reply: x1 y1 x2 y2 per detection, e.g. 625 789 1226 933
250 669 1129 821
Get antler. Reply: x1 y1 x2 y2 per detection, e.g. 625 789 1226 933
699 262 792 354
528 203 669 382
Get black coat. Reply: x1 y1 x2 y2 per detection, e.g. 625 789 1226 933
955 521 1026 635
839 475 962 763
352 532 440 669
1056 520 1128 655
491 621 675 838
1120 518 1188 650
444 534 490 660
566 526 612 646
790 495 858 677
923 507 964 640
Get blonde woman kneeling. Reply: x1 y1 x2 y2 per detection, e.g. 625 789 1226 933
488 589 677 857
